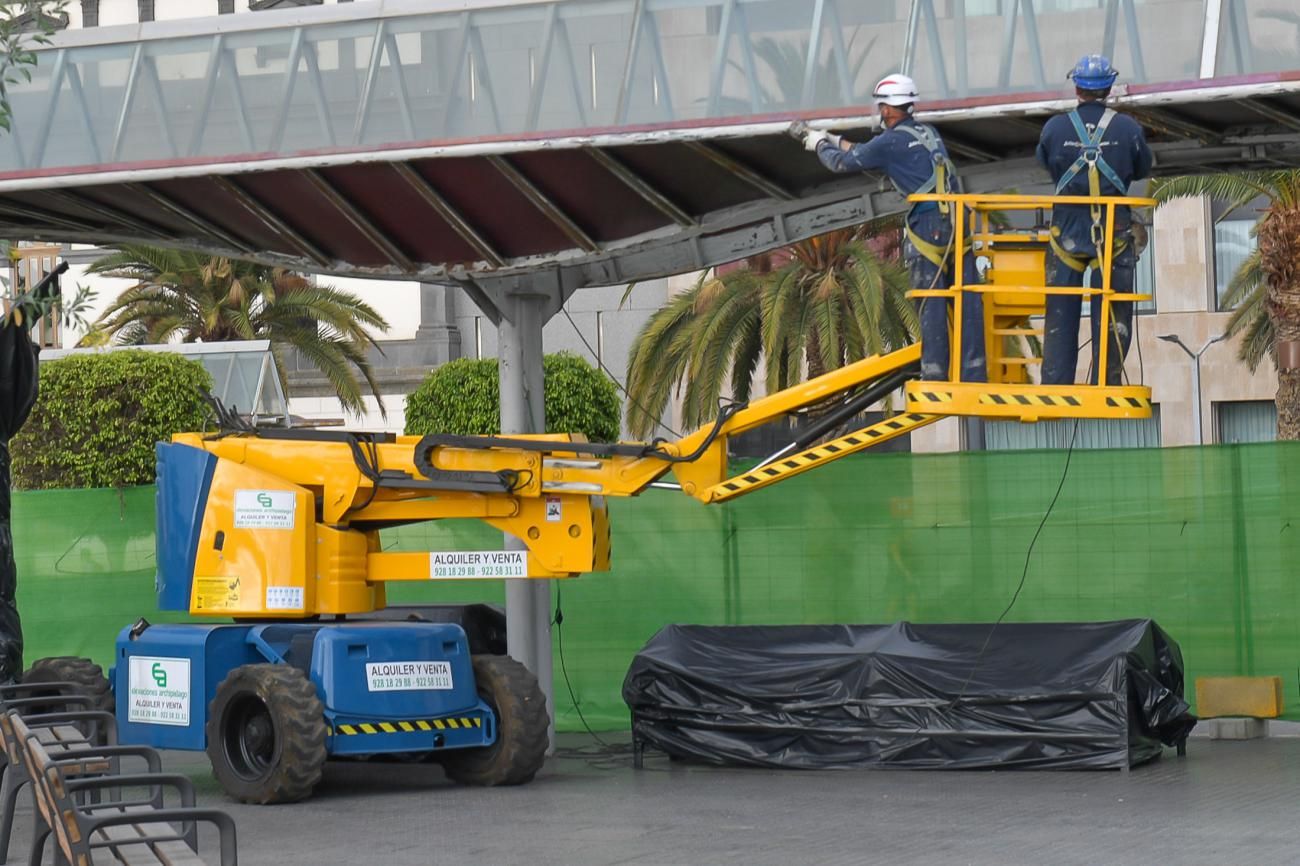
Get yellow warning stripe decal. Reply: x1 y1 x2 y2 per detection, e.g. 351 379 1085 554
976 392 1085 407
1105 396 1151 408
334 717 483 736
706 413 939 502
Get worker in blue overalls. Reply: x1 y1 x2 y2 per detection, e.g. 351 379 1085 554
792 74 985 383
1037 54 1153 386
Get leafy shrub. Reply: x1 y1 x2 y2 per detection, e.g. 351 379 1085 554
13 351 212 489
404 352 621 442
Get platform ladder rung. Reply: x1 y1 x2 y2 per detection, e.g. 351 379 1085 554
992 328 1044 336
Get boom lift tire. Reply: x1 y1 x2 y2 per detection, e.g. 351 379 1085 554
440 654 547 786
206 664 327 804
23 656 115 716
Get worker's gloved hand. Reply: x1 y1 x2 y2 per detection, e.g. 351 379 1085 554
1130 220 1150 256
788 121 840 153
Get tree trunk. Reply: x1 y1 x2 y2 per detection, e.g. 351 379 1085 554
1257 204 1300 440
1279 368 1300 440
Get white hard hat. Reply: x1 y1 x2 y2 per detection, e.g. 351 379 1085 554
873 74 919 108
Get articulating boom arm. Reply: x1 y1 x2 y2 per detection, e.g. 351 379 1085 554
167 192 1154 606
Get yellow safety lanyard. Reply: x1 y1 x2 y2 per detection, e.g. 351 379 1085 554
1054 108 1126 264
1048 227 1128 273
892 123 965 268
906 224 973 269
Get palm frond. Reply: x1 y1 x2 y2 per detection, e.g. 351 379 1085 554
625 278 701 438
728 309 763 406
89 243 390 412
1218 248 1271 371
1150 172 1280 207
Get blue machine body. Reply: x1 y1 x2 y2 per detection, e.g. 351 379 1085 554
113 621 495 756
154 442 217 612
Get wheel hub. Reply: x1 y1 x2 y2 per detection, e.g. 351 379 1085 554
224 695 276 780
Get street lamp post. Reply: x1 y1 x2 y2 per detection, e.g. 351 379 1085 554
1158 333 1226 445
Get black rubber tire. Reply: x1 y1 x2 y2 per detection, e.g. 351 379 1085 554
440 655 547 786
205 664 327 804
22 656 115 715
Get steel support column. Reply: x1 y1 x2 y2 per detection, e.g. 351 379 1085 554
499 292 555 752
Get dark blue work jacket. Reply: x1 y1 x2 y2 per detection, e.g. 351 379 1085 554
1036 101 1153 249
815 118 954 231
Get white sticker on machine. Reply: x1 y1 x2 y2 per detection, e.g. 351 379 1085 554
127 656 191 726
429 550 527 579
266 586 304 610
545 496 562 522
366 661 454 691
233 490 296 530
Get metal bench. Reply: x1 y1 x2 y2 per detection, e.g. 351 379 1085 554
0 685 125 864
17 714 237 865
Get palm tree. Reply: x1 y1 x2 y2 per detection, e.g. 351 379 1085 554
624 226 915 438
88 244 390 417
1151 171 1300 438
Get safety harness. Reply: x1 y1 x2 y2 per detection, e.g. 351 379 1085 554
1050 107 1127 271
892 122 970 268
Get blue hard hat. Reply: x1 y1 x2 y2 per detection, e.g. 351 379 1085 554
1068 54 1119 90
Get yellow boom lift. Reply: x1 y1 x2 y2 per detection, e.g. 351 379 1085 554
98 192 1153 803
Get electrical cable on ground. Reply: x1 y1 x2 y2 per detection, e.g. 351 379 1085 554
561 306 683 440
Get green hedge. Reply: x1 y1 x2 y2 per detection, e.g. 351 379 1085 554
405 352 621 442
13 351 212 489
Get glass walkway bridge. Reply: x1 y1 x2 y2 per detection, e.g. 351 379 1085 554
0 0 1293 299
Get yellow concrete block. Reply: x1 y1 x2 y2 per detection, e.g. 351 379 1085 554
1195 676 1284 719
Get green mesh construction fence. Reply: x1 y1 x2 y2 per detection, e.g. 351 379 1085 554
13 442 1300 731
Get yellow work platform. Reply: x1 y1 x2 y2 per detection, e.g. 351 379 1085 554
902 191 1155 422
905 381 1152 422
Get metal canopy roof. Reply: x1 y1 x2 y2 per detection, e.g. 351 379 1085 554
0 0 1296 314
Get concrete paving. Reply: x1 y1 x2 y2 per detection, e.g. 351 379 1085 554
6 733 1297 865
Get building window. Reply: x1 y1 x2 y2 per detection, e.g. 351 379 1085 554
1212 196 1268 311
249 0 323 9
1216 400 1275 443
1213 219 1256 311
983 405 1161 450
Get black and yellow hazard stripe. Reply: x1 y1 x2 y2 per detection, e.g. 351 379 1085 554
334 716 483 736
904 381 1153 420
913 389 954 404
706 413 938 503
977 392 1083 408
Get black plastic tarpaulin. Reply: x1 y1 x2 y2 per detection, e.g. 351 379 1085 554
623 620 1196 770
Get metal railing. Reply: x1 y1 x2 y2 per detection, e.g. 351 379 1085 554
0 0 1265 176
907 192 1155 386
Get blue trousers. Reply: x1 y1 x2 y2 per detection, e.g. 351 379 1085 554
906 211 986 382
1041 236 1136 386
